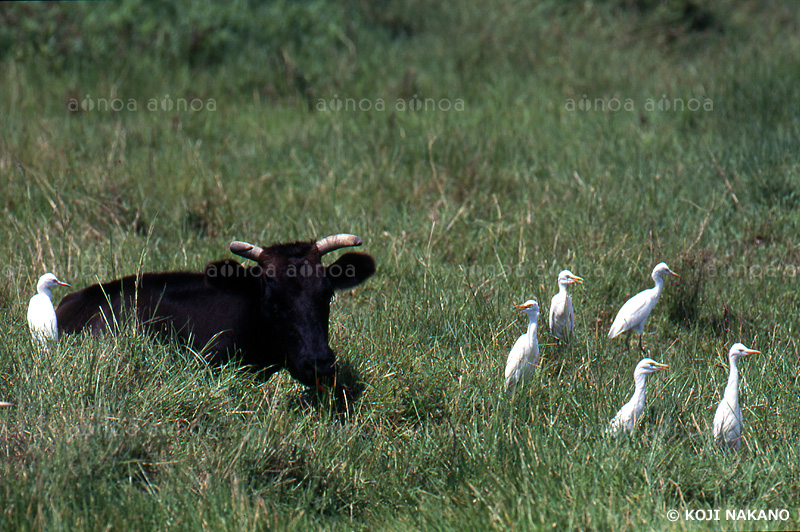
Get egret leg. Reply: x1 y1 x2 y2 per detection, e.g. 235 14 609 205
638 334 646 353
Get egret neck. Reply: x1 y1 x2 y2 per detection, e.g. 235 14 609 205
525 311 538 351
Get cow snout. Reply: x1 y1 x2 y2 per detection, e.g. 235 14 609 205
290 350 337 388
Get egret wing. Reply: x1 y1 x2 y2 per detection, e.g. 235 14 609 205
549 292 569 339
505 335 527 380
566 294 574 336
712 399 742 446
28 295 58 343
504 334 535 392
608 288 655 338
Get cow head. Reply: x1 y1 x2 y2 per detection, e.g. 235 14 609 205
230 234 375 387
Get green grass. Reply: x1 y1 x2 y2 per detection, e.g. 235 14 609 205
1 1 799 530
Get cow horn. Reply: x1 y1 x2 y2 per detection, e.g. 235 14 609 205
230 241 265 261
315 233 363 255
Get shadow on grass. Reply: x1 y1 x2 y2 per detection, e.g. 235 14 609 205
288 358 365 420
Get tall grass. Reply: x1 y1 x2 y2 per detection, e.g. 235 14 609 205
1 1 799 530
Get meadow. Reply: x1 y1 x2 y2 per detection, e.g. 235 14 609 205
0 1 799 530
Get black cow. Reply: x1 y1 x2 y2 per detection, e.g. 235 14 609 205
56 234 375 387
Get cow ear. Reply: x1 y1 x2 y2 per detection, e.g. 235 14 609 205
326 252 375 290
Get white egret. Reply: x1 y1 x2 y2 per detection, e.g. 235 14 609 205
608 357 669 435
549 270 584 341
712 343 760 451
27 273 70 349
607 262 679 351
504 299 540 394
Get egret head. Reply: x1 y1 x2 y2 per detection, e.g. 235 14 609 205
37 273 70 292
728 343 760 361
634 358 670 377
651 262 679 281
514 299 540 317
557 270 584 287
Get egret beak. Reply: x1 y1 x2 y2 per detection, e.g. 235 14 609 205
741 348 761 356
514 303 534 311
653 362 670 371
668 270 680 278
57 280 71 287
567 274 584 284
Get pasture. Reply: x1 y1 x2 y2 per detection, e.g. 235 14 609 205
1 1 799 530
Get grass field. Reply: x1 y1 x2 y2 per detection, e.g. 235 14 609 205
1 1 799 530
